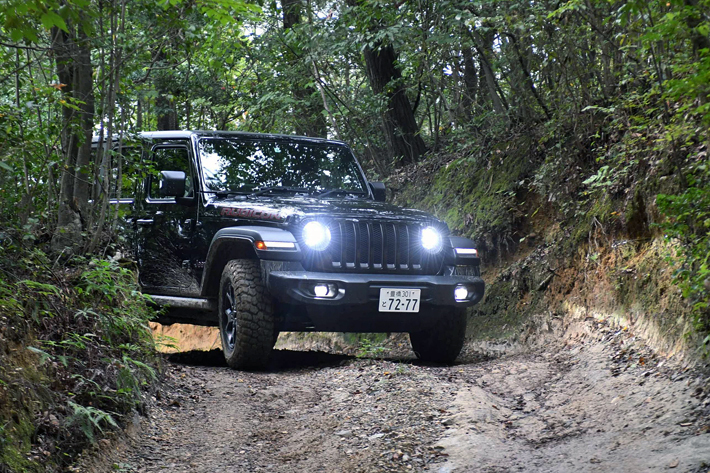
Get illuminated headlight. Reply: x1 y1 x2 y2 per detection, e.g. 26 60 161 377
303 221 331 251
454 285 469 301
421 226 443 253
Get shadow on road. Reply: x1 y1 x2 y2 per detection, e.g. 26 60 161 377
167 349 227 367
166 348 353 371
166 348 490 372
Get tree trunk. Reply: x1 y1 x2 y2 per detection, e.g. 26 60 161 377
283 0 327 137
461 47 478 121
72 26 95 221
156 49 178 131
471 28 508 117
50 25 88 254
363 43 427 165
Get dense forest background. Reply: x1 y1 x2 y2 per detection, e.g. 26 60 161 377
1 0 710 470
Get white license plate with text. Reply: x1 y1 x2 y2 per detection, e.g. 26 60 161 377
378 288 421 313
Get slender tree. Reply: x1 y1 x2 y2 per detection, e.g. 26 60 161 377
50 16 95 253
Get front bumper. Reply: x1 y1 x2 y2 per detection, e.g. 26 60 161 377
266 269 485 308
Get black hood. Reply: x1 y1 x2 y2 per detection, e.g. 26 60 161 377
203 195 442 226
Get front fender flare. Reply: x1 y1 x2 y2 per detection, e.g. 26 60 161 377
201 226 301 297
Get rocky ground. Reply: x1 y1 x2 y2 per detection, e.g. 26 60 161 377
76 318 710 473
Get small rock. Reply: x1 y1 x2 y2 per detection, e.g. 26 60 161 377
335 430 353 438
369 433 385 441
668 459 679 468
442 418 455 426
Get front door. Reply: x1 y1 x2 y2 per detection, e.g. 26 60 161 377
135 141 200 296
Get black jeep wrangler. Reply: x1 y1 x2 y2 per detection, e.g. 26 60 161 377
124 131 484 369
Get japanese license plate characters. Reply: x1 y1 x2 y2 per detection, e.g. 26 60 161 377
378 288 421 313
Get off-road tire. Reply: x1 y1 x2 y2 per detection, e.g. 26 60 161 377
409 308 467 364
218 259 276 370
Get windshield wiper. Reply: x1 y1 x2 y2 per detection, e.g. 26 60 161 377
208 190 251 199
316 188 367 199
250 186 311 196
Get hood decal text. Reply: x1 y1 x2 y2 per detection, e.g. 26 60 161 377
221 206 284 222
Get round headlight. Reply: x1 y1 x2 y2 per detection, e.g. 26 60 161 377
421 226 443 253
303 221 331 251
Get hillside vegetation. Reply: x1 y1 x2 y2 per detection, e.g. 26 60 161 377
0 236 159 472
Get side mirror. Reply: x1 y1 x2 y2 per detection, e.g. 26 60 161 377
369 181 386 202
159 171 186 197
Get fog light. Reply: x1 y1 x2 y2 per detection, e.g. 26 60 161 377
314 284 329 297
314 283 337 298
454 285 469 301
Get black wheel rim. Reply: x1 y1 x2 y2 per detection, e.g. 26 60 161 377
222 283 237 351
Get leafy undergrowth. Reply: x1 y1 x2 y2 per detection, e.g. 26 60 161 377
392 98 709 360
0 231 159 472
657 161 710 344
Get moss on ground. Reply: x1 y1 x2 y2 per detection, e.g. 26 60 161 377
0 408 45 473
396 134 539 263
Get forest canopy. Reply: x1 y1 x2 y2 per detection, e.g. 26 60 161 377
0 0 709 330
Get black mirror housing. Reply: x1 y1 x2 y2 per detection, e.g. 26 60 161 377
159 171 186 197
369 181 386 202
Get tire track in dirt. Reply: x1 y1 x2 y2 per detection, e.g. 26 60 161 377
79 327 710 473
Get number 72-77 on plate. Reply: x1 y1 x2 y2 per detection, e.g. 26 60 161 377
378 288 421 313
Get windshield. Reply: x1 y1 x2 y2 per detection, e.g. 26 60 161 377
198 138 368 195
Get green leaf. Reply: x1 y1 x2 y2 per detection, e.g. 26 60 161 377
9 28 23 42
40 11 68 32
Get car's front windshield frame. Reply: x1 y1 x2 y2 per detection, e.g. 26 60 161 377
196 137 369 197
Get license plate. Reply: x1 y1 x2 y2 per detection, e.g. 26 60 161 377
378 288 421 313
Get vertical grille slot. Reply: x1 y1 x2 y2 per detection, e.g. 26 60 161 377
384 224 396 269
371 223 383 269
396 224 409 270
342 221 356 268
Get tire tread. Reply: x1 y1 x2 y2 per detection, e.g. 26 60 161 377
219 259 275 370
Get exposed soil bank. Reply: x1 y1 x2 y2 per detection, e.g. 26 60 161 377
77 317 710 473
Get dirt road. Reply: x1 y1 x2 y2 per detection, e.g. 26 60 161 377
84 320 710 473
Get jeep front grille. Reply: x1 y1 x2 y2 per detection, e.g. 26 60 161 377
301 220 446 275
